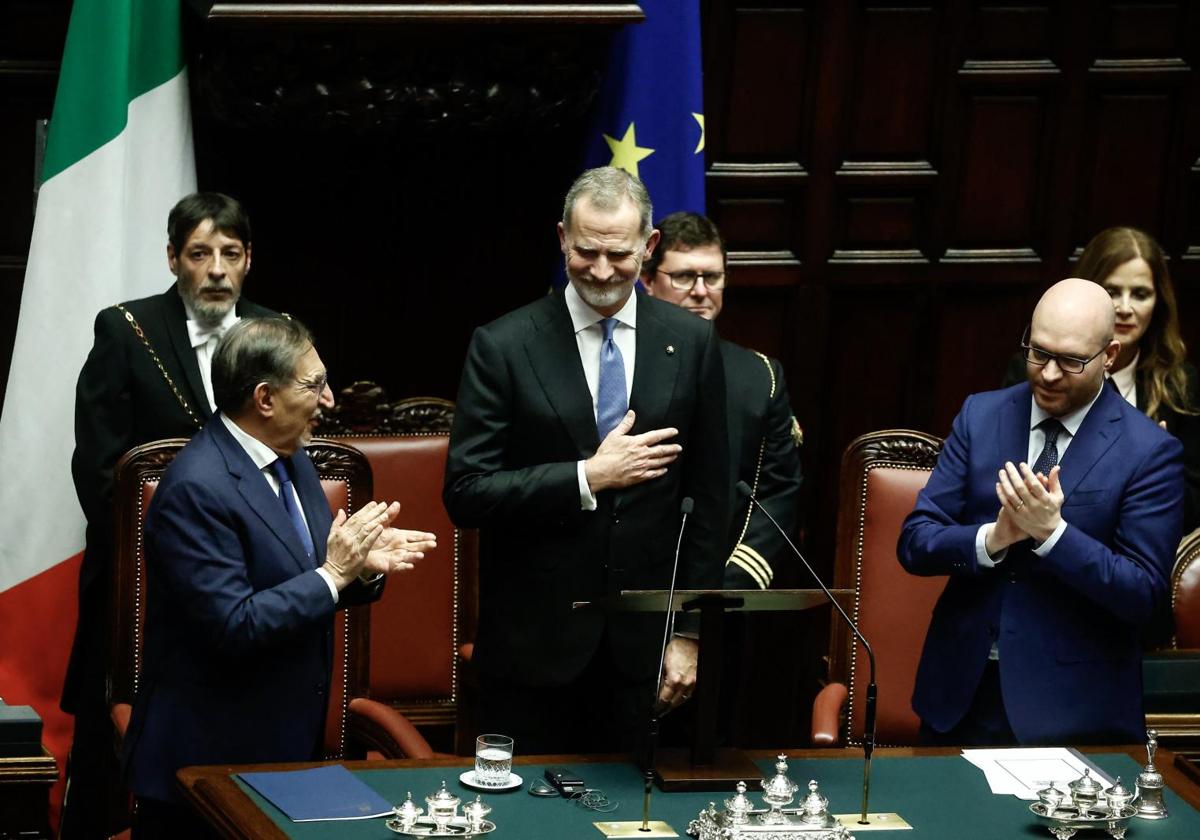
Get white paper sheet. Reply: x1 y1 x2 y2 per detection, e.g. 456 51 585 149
961 748 1116 800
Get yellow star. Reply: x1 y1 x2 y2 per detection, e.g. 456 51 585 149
692 112 705 153
603 123 655 177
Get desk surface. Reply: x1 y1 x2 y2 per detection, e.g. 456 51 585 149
179 747 1200 840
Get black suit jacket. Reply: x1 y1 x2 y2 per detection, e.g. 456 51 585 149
1004 353 1200 533
443 290 730 687
720 340 803 589
64 287 277 712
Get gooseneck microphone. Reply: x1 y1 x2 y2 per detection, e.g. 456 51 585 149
736 481 878 826
640 496 693 831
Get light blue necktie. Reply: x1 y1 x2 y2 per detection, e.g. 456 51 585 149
270 458 315 562
596 318 628 440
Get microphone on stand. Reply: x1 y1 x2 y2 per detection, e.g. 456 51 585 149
639 496 693 830
736 481 878 826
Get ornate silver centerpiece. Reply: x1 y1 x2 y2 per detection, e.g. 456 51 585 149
687 755 854 840
385 783 497 836
1028 771 1138 839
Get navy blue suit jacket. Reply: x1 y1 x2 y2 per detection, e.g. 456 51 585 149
899 382 1184 744
124 417 381 802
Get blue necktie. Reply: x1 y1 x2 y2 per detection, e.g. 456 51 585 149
270 458 315 561
1032 418 1064 476
596 318 628 440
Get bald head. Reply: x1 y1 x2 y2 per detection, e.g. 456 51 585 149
1032 277 1116 349
1026 278 1121 417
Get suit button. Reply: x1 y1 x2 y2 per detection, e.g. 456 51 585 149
315 682 326 695
613 518 620 525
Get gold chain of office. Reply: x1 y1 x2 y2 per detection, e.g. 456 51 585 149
115 305 203 431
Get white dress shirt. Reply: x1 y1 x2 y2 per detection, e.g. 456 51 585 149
1108 351 1139 408
181 295 240 412
563 283 637 511
219 413 338 602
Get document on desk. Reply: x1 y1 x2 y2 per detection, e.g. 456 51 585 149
239 764 394 821
961 748 1115 800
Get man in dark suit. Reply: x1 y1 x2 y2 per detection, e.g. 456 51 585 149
124 317 431 837
900 278 1184 745
62 193 277 837
642 212 803 588
444 168 729 754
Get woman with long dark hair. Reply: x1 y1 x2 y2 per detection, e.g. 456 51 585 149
1007 226 1199 532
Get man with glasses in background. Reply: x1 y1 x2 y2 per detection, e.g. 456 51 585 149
899 277 1184 745
642 212 802 590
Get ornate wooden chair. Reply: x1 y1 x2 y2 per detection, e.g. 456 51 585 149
1143 527 1200 748
107 436 433 762
320 386 479 754
810 429 944 747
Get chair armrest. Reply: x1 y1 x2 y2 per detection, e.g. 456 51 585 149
811 682 848 745
459 642 474 663
347 697 436 759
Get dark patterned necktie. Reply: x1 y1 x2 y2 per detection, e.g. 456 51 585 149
1032 418 1064 476
270 458 315 561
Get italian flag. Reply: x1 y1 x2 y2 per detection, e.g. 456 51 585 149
0 0 195 824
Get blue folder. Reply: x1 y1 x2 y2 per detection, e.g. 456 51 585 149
239 764 393 822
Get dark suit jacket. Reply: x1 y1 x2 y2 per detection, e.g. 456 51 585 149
443 290 730 687
1004 353 1199 533
720 340 803 589
64 288 276 712
899 382 1184 744
123 417 382 803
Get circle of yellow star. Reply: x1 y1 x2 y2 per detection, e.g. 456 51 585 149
603 122 655 178
692 112 705 153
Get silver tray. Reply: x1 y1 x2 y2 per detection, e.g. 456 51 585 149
1029 801 1137 839
384 815 497 836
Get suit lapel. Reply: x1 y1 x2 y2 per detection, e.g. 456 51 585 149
1057 385 1122 501
525 293 601 454
998 385 1032 468
628 299 678 429
158 289 213 421
211 419 315 574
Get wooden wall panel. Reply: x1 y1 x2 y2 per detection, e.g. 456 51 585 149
4 0 1200 753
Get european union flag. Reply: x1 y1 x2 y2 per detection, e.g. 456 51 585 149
586 1 706 219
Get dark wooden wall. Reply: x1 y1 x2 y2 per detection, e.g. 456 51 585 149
3 0 1199 745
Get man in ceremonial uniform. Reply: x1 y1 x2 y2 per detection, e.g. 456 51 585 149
62 193 276 837
900 278 1184 745
124 317 432 837
444 168 730 753
642 212 803 588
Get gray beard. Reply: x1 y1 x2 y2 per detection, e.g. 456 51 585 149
570 276 633 311
178 285 238 328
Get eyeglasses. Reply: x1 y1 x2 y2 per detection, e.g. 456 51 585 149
1020 327 1105 375
656 269 726 291
295 373 328 396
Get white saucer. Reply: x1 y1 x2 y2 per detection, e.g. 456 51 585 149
459 769 523 792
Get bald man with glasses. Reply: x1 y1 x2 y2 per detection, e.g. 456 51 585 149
643 212 803 591
899 278 1184 746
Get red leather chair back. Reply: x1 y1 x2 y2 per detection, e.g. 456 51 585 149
330 433 476 740
829 430 946 746
1173 528 1200 648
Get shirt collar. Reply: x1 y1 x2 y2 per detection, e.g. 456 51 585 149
219 413 280 471
182 295 240 349
1029 379 1106 438
564 282 638 335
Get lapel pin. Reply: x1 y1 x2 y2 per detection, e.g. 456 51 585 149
665 345 675 355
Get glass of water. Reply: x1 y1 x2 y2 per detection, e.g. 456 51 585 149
474 734 514 787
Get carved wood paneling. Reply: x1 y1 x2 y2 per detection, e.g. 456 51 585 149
965 3 1055 63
